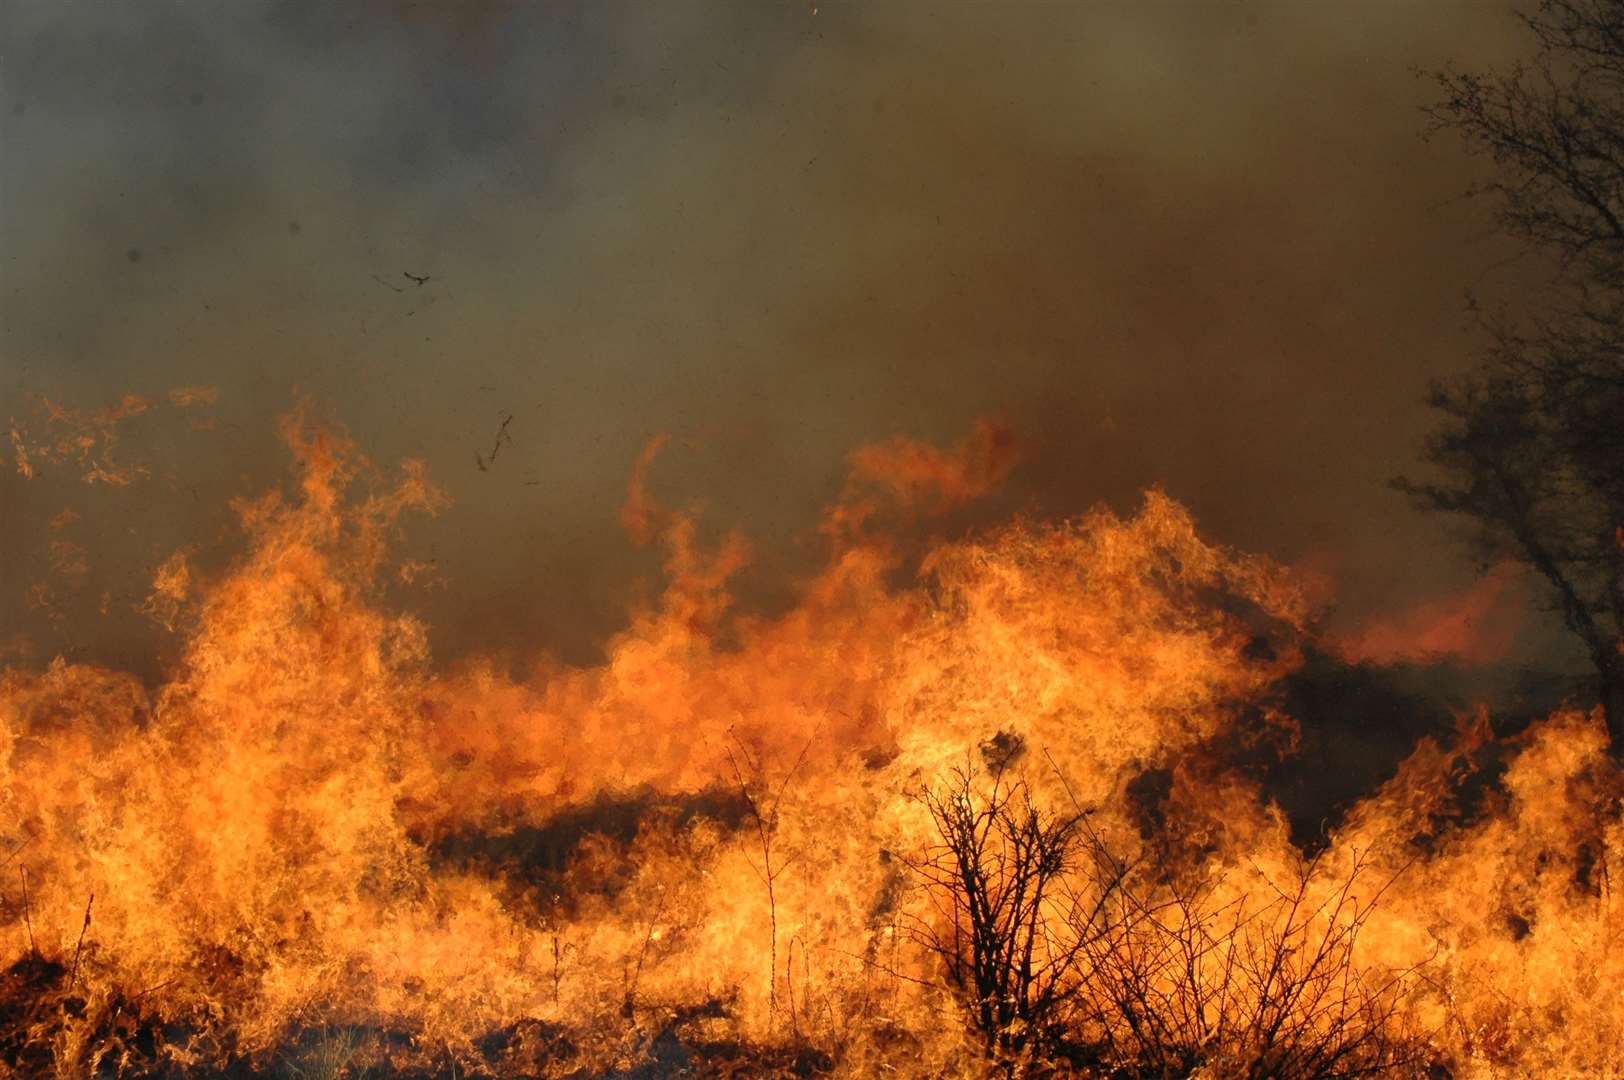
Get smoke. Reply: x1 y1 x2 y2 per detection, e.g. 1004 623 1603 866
1 1 1556 675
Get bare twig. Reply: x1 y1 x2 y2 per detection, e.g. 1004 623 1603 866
18 866 36 958
69 892 94 987
726 735 813 1029
624 889 669 1018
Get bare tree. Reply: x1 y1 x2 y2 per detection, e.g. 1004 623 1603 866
1402 0 1624 744
897 762 1129 1071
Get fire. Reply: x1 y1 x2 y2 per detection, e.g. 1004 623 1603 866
1331 561 1528 667
1 407 1619 1077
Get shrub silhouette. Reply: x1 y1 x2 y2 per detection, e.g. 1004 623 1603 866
902 764 1425 1078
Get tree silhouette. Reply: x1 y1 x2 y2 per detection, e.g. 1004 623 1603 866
1401 0 1624 746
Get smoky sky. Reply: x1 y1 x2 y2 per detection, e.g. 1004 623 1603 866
0 1 1562 674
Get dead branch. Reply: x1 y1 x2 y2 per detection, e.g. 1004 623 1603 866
18 866 36 958
69 893 94 988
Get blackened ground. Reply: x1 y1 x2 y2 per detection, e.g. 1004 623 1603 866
0 954 835 1079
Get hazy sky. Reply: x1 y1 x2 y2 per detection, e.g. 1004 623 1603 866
1 1 1554 673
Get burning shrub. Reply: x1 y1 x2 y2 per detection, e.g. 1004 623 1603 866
897 763 1122 1070
898 762 1424 1078
1077 855 1424 1079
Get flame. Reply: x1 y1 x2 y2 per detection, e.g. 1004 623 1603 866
0 409 1619 1077
6 387 216 487
1330 561 1527 667
821 418 1016 543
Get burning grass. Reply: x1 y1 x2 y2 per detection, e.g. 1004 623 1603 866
2 411 1620 1077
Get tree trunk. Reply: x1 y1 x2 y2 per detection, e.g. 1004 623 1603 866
1602 661 1624 755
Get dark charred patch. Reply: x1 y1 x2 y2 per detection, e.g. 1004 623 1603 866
429 786 753 915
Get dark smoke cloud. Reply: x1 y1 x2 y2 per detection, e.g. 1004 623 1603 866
2 1 1566 674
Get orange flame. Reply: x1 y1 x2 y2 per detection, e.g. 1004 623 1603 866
0 409 1618 1078
1330 561 1527 666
